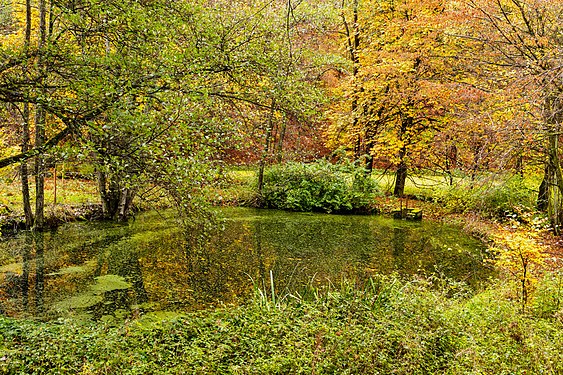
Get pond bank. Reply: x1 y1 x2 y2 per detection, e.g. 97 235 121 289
2 177 562 272
0 203 106 236
373 195 563 271
1 275 561 374
0 204 103 235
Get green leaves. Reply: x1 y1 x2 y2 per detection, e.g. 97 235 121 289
2 274 563 374
261 161 379 213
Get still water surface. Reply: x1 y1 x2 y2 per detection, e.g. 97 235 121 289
0 208 491 320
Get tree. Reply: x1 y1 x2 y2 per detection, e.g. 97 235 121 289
329 0 459 196
34 0 48 230
20 0 33 228
1 1 223 220
465 0 563 230
1 0 331 228
249 0 329 195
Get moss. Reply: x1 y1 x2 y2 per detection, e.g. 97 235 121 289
53 275 132 312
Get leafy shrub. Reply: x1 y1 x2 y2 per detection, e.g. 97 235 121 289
261 161 379 213
478 177 535 217
437 176 535 219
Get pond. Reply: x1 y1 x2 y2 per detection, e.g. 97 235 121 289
0 207 492 321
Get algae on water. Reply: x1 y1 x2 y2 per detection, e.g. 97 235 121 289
90 275 132 292
53 274 132 312
47 260 97 276
54 293 104 310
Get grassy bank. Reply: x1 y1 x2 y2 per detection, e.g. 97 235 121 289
0 275 562 374
1 166 562 374
0 165 540 220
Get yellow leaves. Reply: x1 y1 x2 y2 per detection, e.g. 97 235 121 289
492 229 545 275
0 0 43 48
327 0 474 170
490 225 547 311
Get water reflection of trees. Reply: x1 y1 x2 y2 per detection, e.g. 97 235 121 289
90 242 149 318
0 209 493 319
0 231 46 316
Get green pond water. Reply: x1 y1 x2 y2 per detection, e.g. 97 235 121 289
0 208 492 321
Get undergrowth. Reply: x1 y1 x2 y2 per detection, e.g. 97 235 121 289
433 176 536 220
260 161 379 213
1 274 561 374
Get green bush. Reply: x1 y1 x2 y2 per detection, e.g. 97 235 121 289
437 176 535 219
261 161 379 213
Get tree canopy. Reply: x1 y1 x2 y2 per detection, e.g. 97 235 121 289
0 0 562 227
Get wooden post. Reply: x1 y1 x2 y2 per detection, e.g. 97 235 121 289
53 164 57 205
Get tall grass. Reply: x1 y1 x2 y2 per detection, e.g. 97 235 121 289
433 176 536 218
1 273 561 374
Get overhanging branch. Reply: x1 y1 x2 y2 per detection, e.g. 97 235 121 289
0 124 73 169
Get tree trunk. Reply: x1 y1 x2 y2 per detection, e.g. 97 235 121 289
34 106 46 229
515 153 524 178
548 133 563 198
538 133 563 233
20 0 33 228
257 100 276 197
364 153 374 175
547 133 563 234
275 118 287 163
99 172 119 219
393 115 411 197
445 140 457 186
97 170 109 217
393 160 407 197
341 0 361 159
98 170 136 221
21 104 33 228
34 0 48 230
537 163 550 212
117 188 136 222
352 0 362 160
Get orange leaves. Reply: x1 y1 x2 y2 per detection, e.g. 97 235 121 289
325 0 557 181
354 0 454 158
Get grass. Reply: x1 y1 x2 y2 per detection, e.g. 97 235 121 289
0 163 541 213
373 169 540 201
373 171 456 197
0 172 99 214
0 274 561 374
0 164 560 373
206 167 258 206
